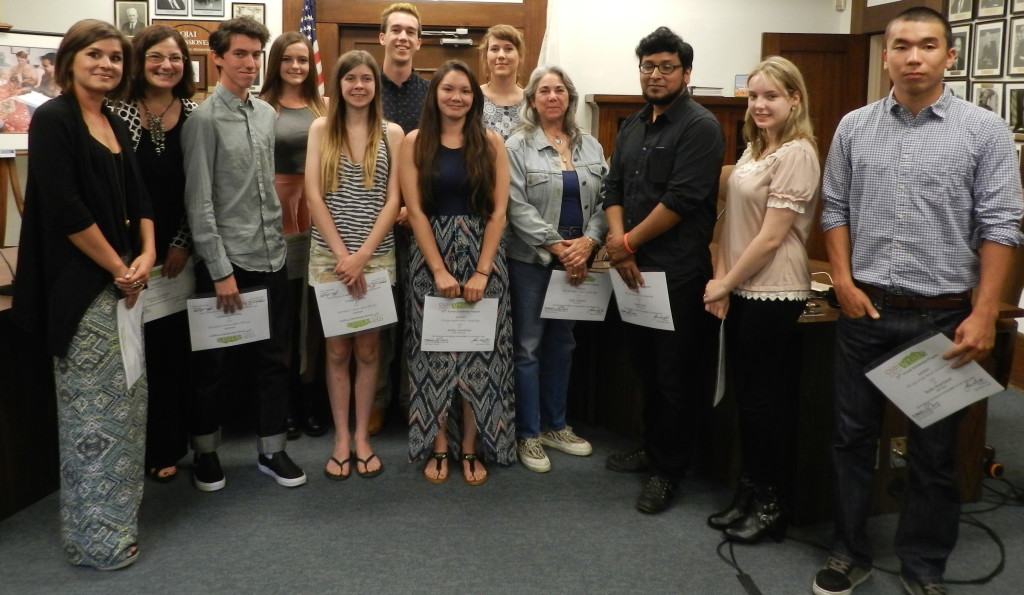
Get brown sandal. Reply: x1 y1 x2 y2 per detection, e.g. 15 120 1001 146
461 453 488 486
424 451 449 484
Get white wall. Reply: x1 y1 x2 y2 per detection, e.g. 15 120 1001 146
1 1 283 44
541 0 851 129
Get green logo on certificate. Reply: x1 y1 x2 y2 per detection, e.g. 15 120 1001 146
347 319 371 329
217 335 243 344
899 351 926 368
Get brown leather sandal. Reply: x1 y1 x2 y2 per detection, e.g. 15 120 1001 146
461 453 488 486
424 451 449 484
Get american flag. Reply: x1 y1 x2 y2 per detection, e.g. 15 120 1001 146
299 0 324 95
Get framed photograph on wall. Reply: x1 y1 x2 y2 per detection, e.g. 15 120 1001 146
949 0 973 22
946 80 968 101
1015 0 1024 14
979 0 1008 19
974 20 1006 77
192 53 208 90
114 1 149 38
154 0 188 18
1006 83 1024 131
973 82 1004 118
948 25 971 77
0 32 61 150
192 0 225 18
1010 18 1024 74
232 3 265 24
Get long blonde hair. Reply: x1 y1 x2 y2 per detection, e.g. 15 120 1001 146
743 56 816 160
320 50 385 193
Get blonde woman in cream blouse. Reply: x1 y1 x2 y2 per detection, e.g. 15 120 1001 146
702 56 819 545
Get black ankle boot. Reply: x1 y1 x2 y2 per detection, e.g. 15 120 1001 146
707 474 754 530
723 484 786 544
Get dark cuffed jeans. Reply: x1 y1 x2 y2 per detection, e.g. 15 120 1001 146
829 302 970 584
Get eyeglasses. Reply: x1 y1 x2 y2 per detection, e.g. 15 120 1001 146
145 53 185 65
639 63 684 75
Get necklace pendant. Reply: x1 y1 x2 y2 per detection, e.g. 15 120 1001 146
124 218 130 228
555 137 562 144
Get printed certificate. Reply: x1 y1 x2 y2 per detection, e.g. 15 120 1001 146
285 232 310 281
141 259 196 323
609 271 674 331
186 288 271 351
421 296 499 352
314 270 397 338
865 332 1002 428
117 296 145 388
540 269 613 321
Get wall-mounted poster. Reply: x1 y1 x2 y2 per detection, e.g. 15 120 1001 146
192 0 226 18
948 25 971 76
0 33 61 150
974 20 1006 77
232 3 265 24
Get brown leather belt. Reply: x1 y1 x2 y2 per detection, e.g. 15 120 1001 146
854 281 971 310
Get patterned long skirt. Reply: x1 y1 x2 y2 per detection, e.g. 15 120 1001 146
406 215 516 464
54 289 147 568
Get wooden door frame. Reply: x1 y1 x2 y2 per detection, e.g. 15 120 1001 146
282 0 548 90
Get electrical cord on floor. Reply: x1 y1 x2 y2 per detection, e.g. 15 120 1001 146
716 538 763 595
717 474 1016 590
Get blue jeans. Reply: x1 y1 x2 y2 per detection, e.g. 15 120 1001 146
509 258 577 438
829 302 969 584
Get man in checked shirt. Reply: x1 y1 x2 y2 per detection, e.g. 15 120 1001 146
812 7 1022 595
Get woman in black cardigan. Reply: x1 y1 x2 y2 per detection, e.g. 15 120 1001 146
13 20 155 570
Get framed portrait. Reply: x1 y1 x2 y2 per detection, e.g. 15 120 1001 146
1006 83 1024 131
979 0 1008 19
974 21 1006 77
948 0 973 22
1010 18 1024 74
114 1 149 38
1015 0 1024 14
154 0 188 18
192 0 226 18
946 80 969 101
250 54 266 93
973 82 1004 119
232 3 265 24
0 32 62 151
192 53 208 90
948 25 971 77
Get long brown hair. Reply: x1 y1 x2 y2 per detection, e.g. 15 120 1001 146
260 31 326 117
414 60 494 217
320 50 385 193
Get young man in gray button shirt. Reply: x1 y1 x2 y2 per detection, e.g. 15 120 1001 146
183 17 306 491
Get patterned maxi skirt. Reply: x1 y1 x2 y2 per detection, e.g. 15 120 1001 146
54 288 147 568
407 215 516 464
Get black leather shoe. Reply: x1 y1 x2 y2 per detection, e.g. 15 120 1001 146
724 484 786 544
636 475 675 514
304 415 328 437
286 416 302 440
606 447 650 473
708 474 754 530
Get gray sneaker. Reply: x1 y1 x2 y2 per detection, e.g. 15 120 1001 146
539 426 593 456
812 556 872 595
517 438 551 473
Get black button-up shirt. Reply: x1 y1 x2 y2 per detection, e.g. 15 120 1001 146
604 93 724 286
381 71 430 134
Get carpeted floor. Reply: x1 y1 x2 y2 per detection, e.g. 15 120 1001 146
1 390 1022 594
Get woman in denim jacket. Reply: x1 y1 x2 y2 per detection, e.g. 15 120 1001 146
504 65 608 473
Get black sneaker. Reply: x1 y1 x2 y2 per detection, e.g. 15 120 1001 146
636 475 675 514
193 452 225 492
605 447 650 473
812 556 872 595
258 451 307 487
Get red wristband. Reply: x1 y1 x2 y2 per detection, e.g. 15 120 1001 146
622 232 637 254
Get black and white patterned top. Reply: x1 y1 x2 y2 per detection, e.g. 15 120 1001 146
482 97 524 140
